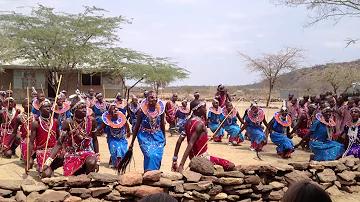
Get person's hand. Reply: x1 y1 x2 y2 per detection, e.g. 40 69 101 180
171 162 178 172
294 143 300 149
1 145 8 153
176 165 184 173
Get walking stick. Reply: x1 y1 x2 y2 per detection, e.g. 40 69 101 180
26 87 31 172
1 83 12 158
102 85 106 101
41 75 63 170
41 84 44 95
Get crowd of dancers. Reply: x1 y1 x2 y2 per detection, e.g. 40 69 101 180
0 84 359 178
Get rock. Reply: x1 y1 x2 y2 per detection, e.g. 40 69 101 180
0 180 22 191
259 164 278 173
81 198 101 202
244 175 261 185
170 193 184 198
261 185 273 193
227 189 253 195
143 178 175 187
227 195 240 201
320 183 333 190
200 176 220 183
269 181 285 189
192 190 210 200
38 190 70 202
335 181 342 188
349 186 360 193
66 175 91 187
15 191 26 202
64 196 82 202
215 171 245 178
27 192 41 202
274 163 294 172
134 185 166 198
69 188 92 199
214 165 225 173
235 164 260 173
182 170 202 182
189 156 215 175
319 161 340 167
21 184 48 194
183 192 201 200
89 187 112 198
115 185 137 195
0 189 12 197
252 184 264 191
238 199 251 202
88 172 119 183
335 163 348 172
353 171 360 178
247 193 262 199
142 170 163 182
223 184 252 191
285 170 311 185
184 181 213 191
341 186 353 193
161 171 183 181
175 184 184 193
338 178 356 185
218 177 244 185
326 185 343 196
210 192 227 200
309 161 325 170
208 185 223 195
338 171 356 181
0 199 16 202
119 172 143 186
41 176 68 187
266 190 284 201
52 187 68 191
318 169 337 183
340 155 357 167
288 162 309 170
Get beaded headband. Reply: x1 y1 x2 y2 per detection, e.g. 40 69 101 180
194 92 200 96
192 101 205 111
4 97 14 102
39 99 51 108
96 93 103 99
115 93 121 98
72 99 86 110
351 107 360 113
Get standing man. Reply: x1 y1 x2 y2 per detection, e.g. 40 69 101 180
87 88 96 108
215 85 231 108
165 93 178 136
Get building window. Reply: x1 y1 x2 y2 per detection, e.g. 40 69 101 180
82 73 101 85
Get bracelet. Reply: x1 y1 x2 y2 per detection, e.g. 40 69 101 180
44 157 54 166
172 161 177 165
172 156 178 162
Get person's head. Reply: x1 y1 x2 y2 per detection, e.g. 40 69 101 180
341 92 349 101
60 90 67 96
303 95 309 102
281 181 332 202
4 97 15 110
171 93 178 102
336 96 344 107
218 85 226 94
354 92 360 97
70 97 87 119
190 99 206 117
291 97 297 105
39 99 52 118
333 94 338 100
147 91 158 108
280 107 288 117
250 104 258 114
319 100 326 109
326 91 333 96
37 93 45 102
212 99 219 108
88 88 95 96
108 104 119 118
139 193 177 202
131 95 138 104
322 104 332 120
327 96 335 108
5 90 13 98
96 93 103 102
288 93 294 100
115 93 122 101
31 87 38 100
310 95 316 103
143 90 149 98
181 100 187 108
350 107 360 121
22 98 30 111
308 104 316 115
299 99 306 107
314 96 321 105
56 93 66 106
194 92 200 100
348 99 356 109
225 102 233 112
320 93 326 101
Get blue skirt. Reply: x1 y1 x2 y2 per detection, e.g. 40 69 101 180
107 136 128 166
270 133 294 153
246 127 266 145
137 129 165 171
224 125 244 141
95 116 103 128
208 123 224 137
310 140 345 161
176 119 187 133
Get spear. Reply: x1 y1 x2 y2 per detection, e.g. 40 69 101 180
26 87 30 172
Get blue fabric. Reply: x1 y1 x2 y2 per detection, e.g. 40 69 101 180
220 113 243 139
104 125 128 166
245 116 266 144
137 111 165 171
270 120 294 153
129 107 139 131
208 111 224 137
176 110 189 134
118 106 128 116
54 110 71 130
93 106 105 128
310 120 345 161
31 106 40 117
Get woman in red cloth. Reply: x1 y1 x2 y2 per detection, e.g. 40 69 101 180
165 93 178 136
0 97 21 158
28 99 63 178
172 99 235 173
44 94 99 176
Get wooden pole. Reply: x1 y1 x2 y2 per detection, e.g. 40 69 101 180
41 75 62 170
1 83 12 156
41 84 44 95
103 84 106 101
26 87 30 172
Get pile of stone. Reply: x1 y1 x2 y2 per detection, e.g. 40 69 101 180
0 155 360 202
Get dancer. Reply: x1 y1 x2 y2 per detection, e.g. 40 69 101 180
175 100 190 135
129 91 166 171
87 88 96 108
297 104 344 161
194 92 200 100
289 97 299 127
92 93 107 128
98 104 129 168
219 102 245 146
31 92 45 117
113 93 128 115
53 93 71 130
292 103 316 150
215 85 231 108
0 97 21 158
340 107 360 158
128 95 140 130
31 87 38 101
268 103 294 158
165 93 178 136
43 95 100 176
6 99 36 166
207 99 224 142
286 93 294 110
240 102 268 151
172 99 235 172
28 99 63 177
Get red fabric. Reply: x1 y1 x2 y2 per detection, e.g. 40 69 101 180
209 156 232 170
165 101 178 124
212 136 222 142
20 138 35 160
35 117 57 150
297 128 310 139
185 118 208 159
1 110 19 153
63 151 96 176
64 117 92 151
218 93 227 108
252 141 266 151
36 149 52 169
229 136 243 144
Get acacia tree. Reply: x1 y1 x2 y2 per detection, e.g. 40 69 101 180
239 47 304 107
0 5 129 92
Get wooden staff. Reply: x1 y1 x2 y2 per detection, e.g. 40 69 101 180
41 84 44 95
102 84 106 100
1 83 12 156
26 87 30 171
41 75 63 170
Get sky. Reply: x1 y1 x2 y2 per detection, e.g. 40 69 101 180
0 0 359 86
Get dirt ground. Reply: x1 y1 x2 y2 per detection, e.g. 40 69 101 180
0 101 359 201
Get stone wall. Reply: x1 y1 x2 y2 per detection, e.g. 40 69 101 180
1 155 360 202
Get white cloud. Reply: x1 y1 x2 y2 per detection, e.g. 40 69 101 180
225 12 246 19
